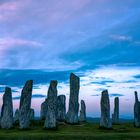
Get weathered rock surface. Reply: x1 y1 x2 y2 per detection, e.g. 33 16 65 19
57 95 66 122
100 90 112 128
14 109 19 123
40 99 47 120
66 73 80 124
1 87 13 129
134 91 140 127
30 108 34 121
44 80 58 129
79 100 86 122
19 80 33 129
112 97 119 124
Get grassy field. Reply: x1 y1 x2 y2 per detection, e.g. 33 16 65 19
0 120 140 140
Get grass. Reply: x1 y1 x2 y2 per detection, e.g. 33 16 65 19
0 120 140 140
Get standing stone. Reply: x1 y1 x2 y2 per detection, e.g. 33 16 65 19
112 97 119 124
57 95 66 122
44 80 58 129
100 90 112 128
79 100 86 122
66 73 80 124
19 80 33 129
30 108 34 121
14 109 19 123
1 87 13 129
40 99 47 120
134 91 140 127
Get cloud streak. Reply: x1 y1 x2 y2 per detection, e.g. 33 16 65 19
13 94 46 100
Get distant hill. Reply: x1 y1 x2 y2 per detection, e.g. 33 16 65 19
87 117 133 123
34 117 133 123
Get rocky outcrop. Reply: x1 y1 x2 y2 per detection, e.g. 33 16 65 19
44 80 58 129
112 97 119 124
40 99 47 120
79 100 86 122
134 91 140 127
100 90 112 129
19 80 33 129
57 95 66 122
1 87 13 129
14 109 19 123
30 108 34 121
66 73 80 124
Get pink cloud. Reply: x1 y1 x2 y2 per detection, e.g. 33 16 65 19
0 0 31 21
36 0 92 25
0 37 42 50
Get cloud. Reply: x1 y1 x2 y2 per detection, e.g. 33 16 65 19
91 93 124 97
0 0 139 70
91 94 100 97
109 93 124 97
90 80 114 85
13 94 46 100
134 75 140 79
0 0 30 21
0 37 42 49
0 69 71 87
109 35 132 42
123 80 138 83
0 85 19 93
135 41 140 46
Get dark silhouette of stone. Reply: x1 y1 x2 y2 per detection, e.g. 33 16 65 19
40 99 47 120
134 91 140 127
57 95 66 122
100 90 112 129
1 87 13 129
79 100 86 122
30 108 34 121
66 73 80 124
44 80 58 129
14 109 19 123
19 80 33 129
112 97 119 124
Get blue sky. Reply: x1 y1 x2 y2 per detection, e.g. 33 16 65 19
0 0 140 118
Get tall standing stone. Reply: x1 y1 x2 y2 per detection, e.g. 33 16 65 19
14 109 19 123
30 108 34 121
40 99 47 120
100 90 112 128
44 80 58 129
134 91 140 127
57 95 66 122
66 73 80 124
1 87 13 129
79 100 86 122
112 97 119 124
19 80 33 129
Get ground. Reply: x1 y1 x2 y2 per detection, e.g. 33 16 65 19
0 120 140 140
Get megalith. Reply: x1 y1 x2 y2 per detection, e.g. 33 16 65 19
134 91 140 127
100 90 112 128
79 100 86 122
112 97 119 124
14 109 19 123
40 99 47 120
66 73 80 124
57 95 66 122
1 87 13 129
44 80 58 129
19 80 33 129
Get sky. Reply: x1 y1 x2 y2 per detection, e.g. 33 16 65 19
0 0 140 119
